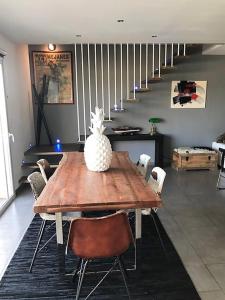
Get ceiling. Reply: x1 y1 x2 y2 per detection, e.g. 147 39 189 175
0 0 225 44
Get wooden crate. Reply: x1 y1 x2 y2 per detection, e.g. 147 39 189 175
172 150 218 171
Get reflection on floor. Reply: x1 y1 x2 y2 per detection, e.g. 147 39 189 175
0 186 34 280
1 169 225 299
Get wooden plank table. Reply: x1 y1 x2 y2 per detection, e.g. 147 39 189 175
34 151 161 271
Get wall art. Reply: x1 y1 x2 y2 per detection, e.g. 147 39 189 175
32 51 74 104
171 80 207 108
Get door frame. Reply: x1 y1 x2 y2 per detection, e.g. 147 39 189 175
0 54 15 212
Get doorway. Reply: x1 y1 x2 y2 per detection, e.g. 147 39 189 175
0 55 14 212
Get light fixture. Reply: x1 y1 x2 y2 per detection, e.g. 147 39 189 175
75 34 82 38
48 43 56 51
152 35 158 38
117 19 124 23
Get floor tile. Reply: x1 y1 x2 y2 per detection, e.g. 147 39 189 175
207 264 225 292
185 264 220 292
199 290 225 300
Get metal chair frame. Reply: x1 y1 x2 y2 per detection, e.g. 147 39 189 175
74 256 131 300
28 172 80 272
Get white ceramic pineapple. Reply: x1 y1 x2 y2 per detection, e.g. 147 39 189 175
84 107 112 172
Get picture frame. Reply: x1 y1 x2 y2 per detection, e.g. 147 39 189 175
171 80 207 109
32 51 74 104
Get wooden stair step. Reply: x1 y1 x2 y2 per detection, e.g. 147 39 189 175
24 143 82 156
130 87 151 93
161 66 176 71
147 77 163 83
124 98 140 103
21 162 58 169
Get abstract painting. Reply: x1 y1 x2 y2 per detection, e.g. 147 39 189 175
171 80 207 108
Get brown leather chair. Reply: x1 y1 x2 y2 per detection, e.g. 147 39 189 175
68 211 133 300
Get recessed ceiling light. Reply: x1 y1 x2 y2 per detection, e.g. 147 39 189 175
75 34 82 38
152 35 158 38
117 19 124 23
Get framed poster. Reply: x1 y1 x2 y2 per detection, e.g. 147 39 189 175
171 80 207 108
32 51 74 104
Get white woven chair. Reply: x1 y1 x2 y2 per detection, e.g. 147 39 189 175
136 154 151 180
142 166 167 256
142 167 166 215
28 172 81 272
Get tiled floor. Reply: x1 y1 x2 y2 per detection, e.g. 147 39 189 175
159 168 225 299
1 168 225 299
0 187 34 279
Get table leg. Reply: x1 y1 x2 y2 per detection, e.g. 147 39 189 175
135 209 142 276
55 212 63 244
55 212 65 274
135 209 142 239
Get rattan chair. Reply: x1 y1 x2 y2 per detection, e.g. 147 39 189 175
67 212 133 300
28 171 81 272
36 159 54 183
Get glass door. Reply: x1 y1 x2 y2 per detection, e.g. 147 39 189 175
0 56 14 210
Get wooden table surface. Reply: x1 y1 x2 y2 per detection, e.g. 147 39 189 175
34 151 161 214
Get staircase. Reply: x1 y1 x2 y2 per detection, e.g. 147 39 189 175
21 43 202 185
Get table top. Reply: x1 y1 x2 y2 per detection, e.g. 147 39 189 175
34 151 161 214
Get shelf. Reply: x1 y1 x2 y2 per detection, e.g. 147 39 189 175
21 162 58 169
24 143 82 156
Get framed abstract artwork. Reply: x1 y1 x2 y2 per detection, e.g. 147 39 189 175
171 80 207 108
32 51 74 104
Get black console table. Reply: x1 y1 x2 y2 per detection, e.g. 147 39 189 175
80 133 164 167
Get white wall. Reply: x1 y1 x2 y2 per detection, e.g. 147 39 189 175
202 44 225 55
0 33 35 190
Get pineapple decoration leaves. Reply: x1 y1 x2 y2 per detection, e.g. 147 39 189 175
84 107 112 172
89 107 106 135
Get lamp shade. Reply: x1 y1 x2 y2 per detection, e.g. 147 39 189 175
149 117 161 124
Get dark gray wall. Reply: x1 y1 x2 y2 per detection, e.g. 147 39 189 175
29 44 225 163
28 44 77 144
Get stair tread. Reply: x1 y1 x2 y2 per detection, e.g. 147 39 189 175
24 143 82 156
21 162 58 168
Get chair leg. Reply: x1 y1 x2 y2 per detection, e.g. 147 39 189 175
150 212 168 259
117 257 131 300
217 169 222 189
75 259 88 300
118 255 129 280
216 170 225 190
29 219 46 272
72 258 82 283
84 259 118 299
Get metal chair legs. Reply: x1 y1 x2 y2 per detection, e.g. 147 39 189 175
75 260 88 300
72 258 82 283
118 257 131 300
217 170 225 190
150 212 168 259
74 257 131 300
29 219 46 272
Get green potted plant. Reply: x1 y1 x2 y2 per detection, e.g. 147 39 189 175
149 117 161 135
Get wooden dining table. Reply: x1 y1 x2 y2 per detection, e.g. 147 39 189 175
34 151 162 270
